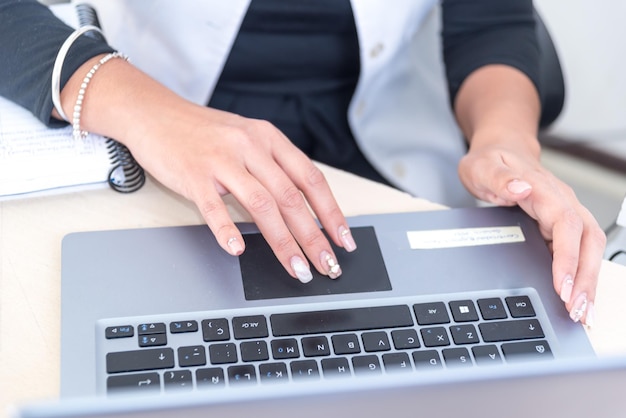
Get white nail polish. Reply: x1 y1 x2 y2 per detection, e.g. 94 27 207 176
569 293 588 323
321 251 342 279
290 256 313 283
560 275 574 303
584 301 595 328
227 237 244 255
338 225 357 252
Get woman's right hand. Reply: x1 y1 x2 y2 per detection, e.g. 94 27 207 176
58 55 357 283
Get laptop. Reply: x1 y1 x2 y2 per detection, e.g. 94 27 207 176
48 206 597 405
15 356 626 417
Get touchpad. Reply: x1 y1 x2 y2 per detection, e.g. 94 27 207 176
240 226 391 300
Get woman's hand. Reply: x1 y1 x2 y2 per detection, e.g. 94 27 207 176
459 135 606 327
58 55 357 283
453 64 605 326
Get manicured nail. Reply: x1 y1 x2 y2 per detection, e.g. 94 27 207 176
338 225 357 252
290 256 313 283
507 180 532 194
320 251 342 279
227 237 244 256
584 301 595 328
569 293 588 323
560 275 574 303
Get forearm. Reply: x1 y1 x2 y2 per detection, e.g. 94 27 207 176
453 64 542 158
57 54 208 154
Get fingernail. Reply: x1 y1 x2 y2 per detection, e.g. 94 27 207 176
290 256 313 283
569 293 588 323
507 180 532 194
338 225 357 252
584 301 595 328
560 275 574 303
227 237 244 256
320 250 342 279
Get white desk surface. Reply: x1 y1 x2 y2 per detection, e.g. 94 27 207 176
1 163 625 415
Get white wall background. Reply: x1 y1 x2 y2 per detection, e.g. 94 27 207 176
535 0 626 140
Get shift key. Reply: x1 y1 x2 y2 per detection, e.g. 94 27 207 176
107 348 175 373
479 319 544 343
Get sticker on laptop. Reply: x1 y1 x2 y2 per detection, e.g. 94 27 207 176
407 226 525 249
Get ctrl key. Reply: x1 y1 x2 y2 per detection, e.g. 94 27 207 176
107 372 160 394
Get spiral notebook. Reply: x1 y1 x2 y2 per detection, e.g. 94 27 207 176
0 95 144 198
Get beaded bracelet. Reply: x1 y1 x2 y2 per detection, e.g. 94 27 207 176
72 52 129 141
51 25 104 122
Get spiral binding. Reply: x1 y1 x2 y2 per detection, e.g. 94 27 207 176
75 3 145 193
106 139 146 193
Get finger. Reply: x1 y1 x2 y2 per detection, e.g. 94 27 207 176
246 154 344 279
193 187 246 257
549 208 584 304
271 139 356 253
565 211 606 327
221 167 316 283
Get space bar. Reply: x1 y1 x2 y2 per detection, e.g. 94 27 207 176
270 305 414 336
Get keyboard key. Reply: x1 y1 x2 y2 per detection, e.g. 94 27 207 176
413 302 450 325
163 370 193 392
505 296 536 318
442 347 473 367
362 331 391 352
170 320 198 334
291 360 320 380
196 367 225 388
412 350 443 369
232 315 269 339
270 305 413 336
208 343 238 364
472 345 503 366
448 300 479 322
178 345 206 367
382 352 412 373
240 340 269 362
137 323 166 335
202 318 230 342
228 365 257 385
479 319 544 342
391 329 420 349
449 324 479 345
352 355 382 375
271 338 300 359
477 298 508 320
332 333 361 354
138 333 167 347
321 357 352 378
302 336 331 357
106 348 174 373
105 325 133 339
501 340 553 362
107 372 160 394
420 326 450 347
259 362 289 383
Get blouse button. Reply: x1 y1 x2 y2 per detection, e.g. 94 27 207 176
369 43 384 58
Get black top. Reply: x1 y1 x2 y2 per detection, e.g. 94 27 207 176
0 0 539 183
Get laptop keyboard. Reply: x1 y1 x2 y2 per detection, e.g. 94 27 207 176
98 290 555 395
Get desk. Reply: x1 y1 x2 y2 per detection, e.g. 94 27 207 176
1 164 625 415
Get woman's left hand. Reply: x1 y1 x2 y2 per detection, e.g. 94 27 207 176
458 134 606 327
